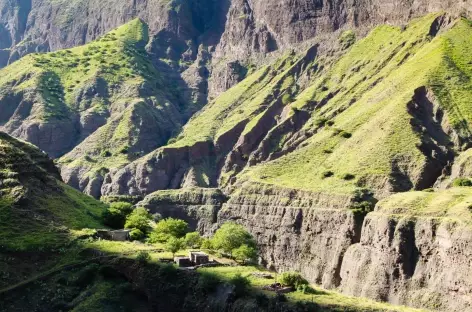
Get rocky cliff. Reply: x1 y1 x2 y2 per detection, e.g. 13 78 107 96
340 189 472 311
140 183 472 311
138 187 226 233
1 0 472 97
98 14 472 311
1 2 472 311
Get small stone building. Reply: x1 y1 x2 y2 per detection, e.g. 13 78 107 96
96 229 130 241
174 257 192 267
189 251 209 265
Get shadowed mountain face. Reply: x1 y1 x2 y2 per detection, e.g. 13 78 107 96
0 131 106 252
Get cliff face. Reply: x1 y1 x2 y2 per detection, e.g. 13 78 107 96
1 0 471 64
140 184 472 312
217 184 357 290
340 214 472 311
138 188 226 233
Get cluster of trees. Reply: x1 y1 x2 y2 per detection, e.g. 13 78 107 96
102 202 257 263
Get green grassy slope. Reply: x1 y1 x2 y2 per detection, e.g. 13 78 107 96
0 19 186 187
375 187 472 225
0 19 155 119
0 132 106 251
171 52 300 147
239 14 472 197
99 13 472 202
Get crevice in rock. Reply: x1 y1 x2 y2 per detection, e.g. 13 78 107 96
293 209 303 234
406 86 457 190
429 14 454 37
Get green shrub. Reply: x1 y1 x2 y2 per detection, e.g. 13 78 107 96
279 271 309 288
211 222 256 257
184 232 202 248
201 238 213 250
124 208 152 233
296 284 316 294
453 178 472 187
326 120 335 126
136 251 151 264
321 171 334 178
340 131 352 138
101 150 112 157
281 93 293 105
102 202 134 229
98 167 110 176
339 30 356 49
165 237 185 257
130 229 144 241
341 173 356 180
350 201 375 216
233 244 257 264
148 218 188 243
314 117 328 127
229 273 250 298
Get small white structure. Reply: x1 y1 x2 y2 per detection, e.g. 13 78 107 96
189 251 209 265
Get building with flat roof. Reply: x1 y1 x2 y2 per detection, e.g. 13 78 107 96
189 251 210 265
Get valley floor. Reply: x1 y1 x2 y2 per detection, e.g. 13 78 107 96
1 239 426 312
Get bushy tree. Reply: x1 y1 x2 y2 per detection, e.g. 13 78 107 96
129 229 144 241
211 222 256 256
184 232 202 248
148 218 188 243
279 272 309 288
233 244 257 264
229 273 250 298
165 237 185 258
102 202 134 228
201 238 213 250
124 208 152 233
136 251 151 264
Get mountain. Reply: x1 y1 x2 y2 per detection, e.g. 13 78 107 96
103 13 472 198
0 131 106 252
1 1 472 311
103 13 472 311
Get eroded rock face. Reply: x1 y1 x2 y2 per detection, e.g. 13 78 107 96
101 141 214 196
138 188 226 233
340 213 472 311
218 186 358 289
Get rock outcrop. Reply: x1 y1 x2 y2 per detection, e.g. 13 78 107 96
135 184 472 312
138 188 226 233
340 213 472 311
217 184 357 290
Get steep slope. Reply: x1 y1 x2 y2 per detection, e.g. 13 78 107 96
98 14 472 311
340 188 472 311
0 0 471 102
103 13 472 199
0 131 106 252
0 19 201 198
